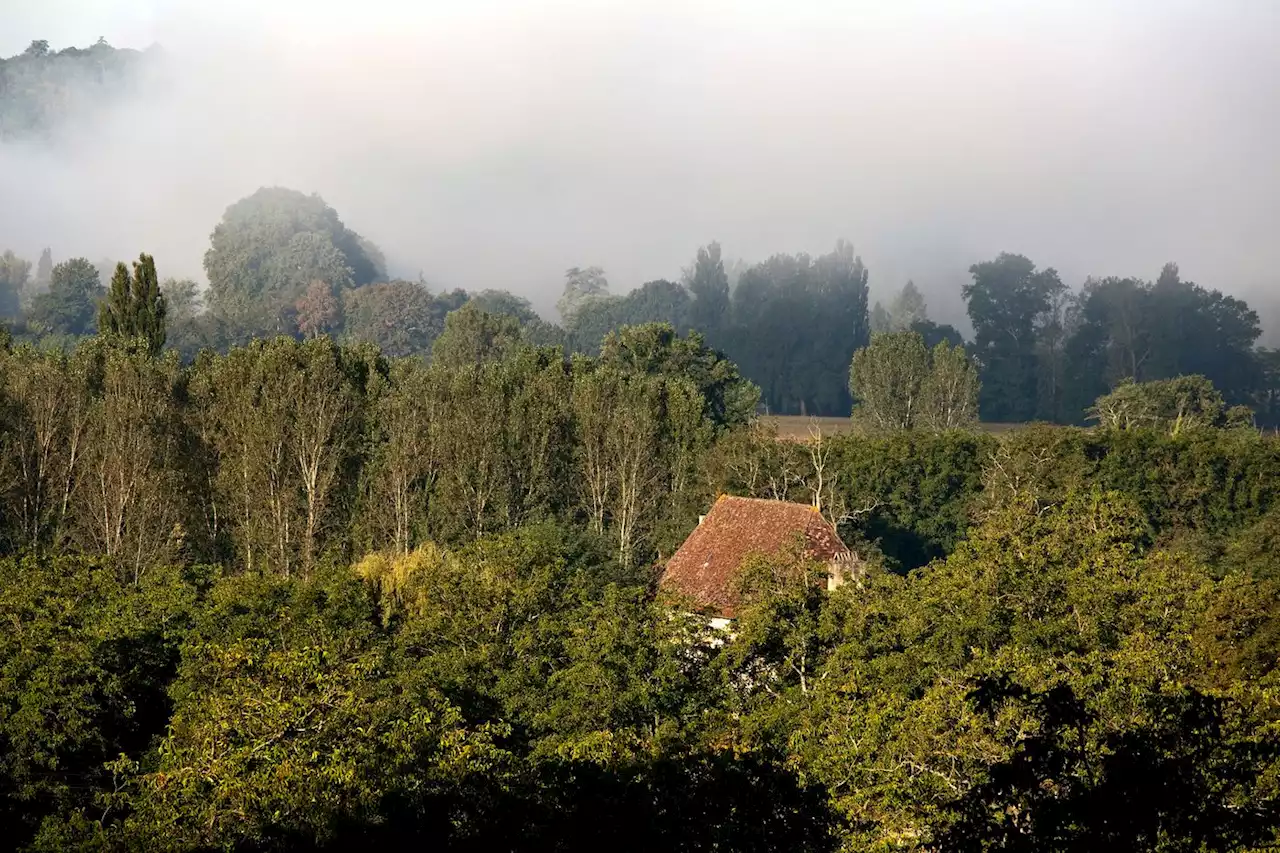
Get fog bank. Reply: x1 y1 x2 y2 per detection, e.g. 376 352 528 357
3 0 1278 327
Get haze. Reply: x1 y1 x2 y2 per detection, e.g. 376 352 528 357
3 0 1277 334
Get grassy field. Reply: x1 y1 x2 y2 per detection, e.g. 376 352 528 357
764 415 1026 439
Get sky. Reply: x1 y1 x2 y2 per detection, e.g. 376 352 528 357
2 0 1278 333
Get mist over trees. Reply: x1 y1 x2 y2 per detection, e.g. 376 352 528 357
3 35 1280 850
0 39 154 139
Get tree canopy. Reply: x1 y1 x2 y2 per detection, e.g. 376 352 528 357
203 187 380 335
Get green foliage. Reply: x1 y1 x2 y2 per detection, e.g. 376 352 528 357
566 278 692 356
203 187 378 334
850 331 931 430
910 318 965 350
27 258 102 337
788 492 1280 849
342 281 465 357
1065 263 1263 418
724 240 870 416
598 322 759 431
0 250 31 319
0 286 1275 849
688 241 730 332
97 569 500 851
0 40 151 139
870 300 891 333
888 280 927 330
556 265 610 324
97 253 167 354
430 303 523 368
850 331 980 432
964 252 1065 422
1089 374 1248 434
0 555 197 849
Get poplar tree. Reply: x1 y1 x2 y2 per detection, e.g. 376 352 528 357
99 252 167 354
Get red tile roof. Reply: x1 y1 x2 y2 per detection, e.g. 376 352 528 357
660 495 849 618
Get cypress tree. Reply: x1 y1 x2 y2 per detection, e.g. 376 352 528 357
98 253 167 354
99 262 133 338
133 253 166 353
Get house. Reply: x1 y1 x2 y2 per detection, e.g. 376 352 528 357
659 495 860 627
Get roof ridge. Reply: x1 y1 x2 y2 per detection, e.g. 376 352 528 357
718 494 813 507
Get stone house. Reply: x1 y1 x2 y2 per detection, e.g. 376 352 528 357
659 495 861 627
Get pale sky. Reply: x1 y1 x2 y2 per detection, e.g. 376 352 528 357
3 0 1278 332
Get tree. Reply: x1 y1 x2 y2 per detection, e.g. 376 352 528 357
790 490 1280 849
190 338 370 576
98 253 167 354
203 187 377 334
1255 348 1280 428
161 278 201 323
0 250 30 318
358 360 444 554
618 280 690 331
964 253 1065 422
850 331 980 432
468 289 539 324
1064 264 1264 421
920 340 982 431
294 279 342 338
431 303 524 368
910 318 965 350
870 301 891 333
34 249 52 292
688 241 730 334
28 257 102 337
343 281 464 358
0 345 95 550
0 555 194 850
569 364 671 565
726 240 870 416
556 266 609 324
73 342 190 577
888 279 927 330
1088 375 1247 435
598 323 759 430
566 280 692 356
102 571 497 851
849 331 931 431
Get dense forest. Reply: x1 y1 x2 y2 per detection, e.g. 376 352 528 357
4 39 1280 851
1 318 1280 850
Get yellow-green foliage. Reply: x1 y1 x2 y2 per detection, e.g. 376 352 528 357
355 543 450 621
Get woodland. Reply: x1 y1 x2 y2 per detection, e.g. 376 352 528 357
2 40 1280 852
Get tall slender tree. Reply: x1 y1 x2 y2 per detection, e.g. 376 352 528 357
688 241 731 335
98 253 167 354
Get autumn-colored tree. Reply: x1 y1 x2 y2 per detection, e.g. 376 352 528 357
293 279 342 338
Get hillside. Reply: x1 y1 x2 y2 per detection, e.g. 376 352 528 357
0 39 154 139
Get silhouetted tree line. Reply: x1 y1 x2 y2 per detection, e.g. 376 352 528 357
3 181 1277 425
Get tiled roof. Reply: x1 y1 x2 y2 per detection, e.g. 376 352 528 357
660 495 849 618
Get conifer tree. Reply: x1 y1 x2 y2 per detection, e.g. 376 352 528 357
98 252 167 354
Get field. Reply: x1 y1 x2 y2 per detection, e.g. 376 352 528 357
764 415 1026 439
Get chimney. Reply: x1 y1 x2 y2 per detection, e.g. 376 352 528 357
698 515 706 525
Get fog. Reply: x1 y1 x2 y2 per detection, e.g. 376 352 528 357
3 0 1278 331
